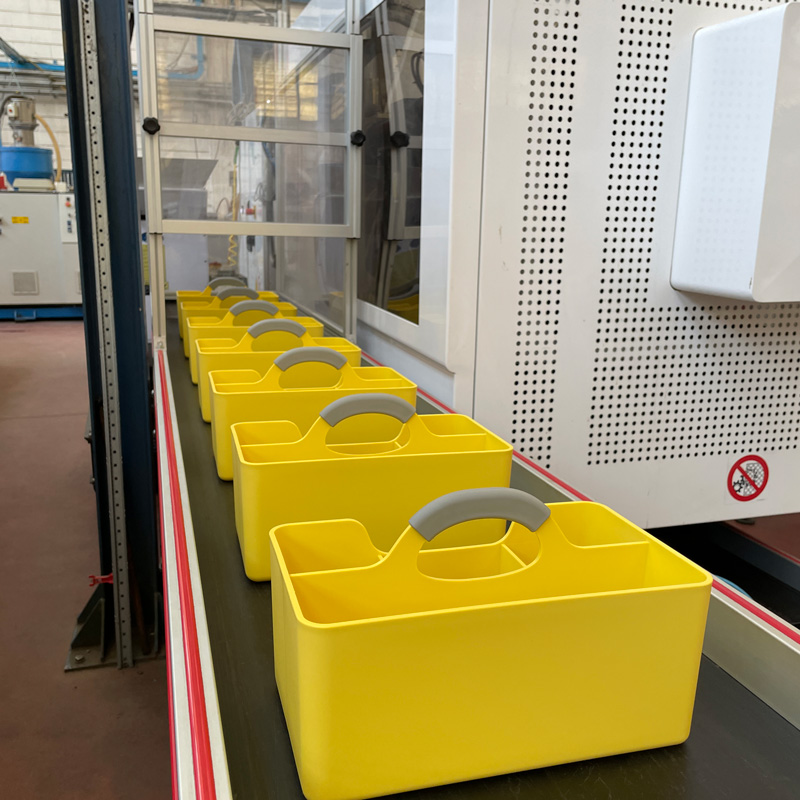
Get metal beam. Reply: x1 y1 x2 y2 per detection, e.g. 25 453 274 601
61 0 115 665
161 219 352 238
158 122 348 147
61 0 159 668
94 0 159 655
705 584 800 730
70 0 134 667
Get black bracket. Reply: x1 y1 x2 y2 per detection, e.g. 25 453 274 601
142 116 161 135
350 130 366 147
390 130 410 148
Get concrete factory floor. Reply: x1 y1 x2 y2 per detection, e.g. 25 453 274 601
0 320 170 800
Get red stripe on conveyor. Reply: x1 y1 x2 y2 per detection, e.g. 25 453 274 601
158 350 217 799
155 429 180 800
712 579 800 646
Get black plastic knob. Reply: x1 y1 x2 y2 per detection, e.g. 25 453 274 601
350 130 366 147
389 130 410 148
142 117 161 135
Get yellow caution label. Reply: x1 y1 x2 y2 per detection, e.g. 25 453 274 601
11 216 29 224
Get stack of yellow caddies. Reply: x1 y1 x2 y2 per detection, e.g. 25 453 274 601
178 279 713 800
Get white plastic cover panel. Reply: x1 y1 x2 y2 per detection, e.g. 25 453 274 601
672 4 800 302
474 0 800 528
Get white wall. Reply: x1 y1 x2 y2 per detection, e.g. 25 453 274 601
0 0 73 170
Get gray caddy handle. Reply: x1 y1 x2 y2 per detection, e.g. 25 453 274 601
213 286 259 301
409 488 551 542
319 393 415 427
274 347 348 371
208 277 246 289
247 318 307 338
229 299 279 316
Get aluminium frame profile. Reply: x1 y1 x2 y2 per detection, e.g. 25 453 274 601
160 220 352 238
705 582 800 730
158 122 349 147
136 8 167 346
155 368 196 797
344 0 362 342
152 14 351 49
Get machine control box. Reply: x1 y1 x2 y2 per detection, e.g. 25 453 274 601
58 193 77 243
0 192 81 306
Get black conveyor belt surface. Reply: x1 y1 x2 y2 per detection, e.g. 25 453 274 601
167 318 800 799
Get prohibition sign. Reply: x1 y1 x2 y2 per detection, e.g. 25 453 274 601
727 455 769 501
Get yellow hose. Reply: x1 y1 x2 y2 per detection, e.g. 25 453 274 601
227 145 239 269
34 114 62 182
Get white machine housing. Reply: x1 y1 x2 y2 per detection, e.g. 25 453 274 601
356 0 800 529
0 192 81 306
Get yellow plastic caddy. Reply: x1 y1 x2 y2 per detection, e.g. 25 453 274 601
232 394 512 580
194 319 361 421
178 286 288 340
175 276 245 307
209 347 417 480
180 292 300 345
184 298 323 359
270 487 712 800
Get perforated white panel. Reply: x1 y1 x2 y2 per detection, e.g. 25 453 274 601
513 0 576 469
474 0 800 527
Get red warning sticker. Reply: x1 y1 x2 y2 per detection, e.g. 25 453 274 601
727 455 769 501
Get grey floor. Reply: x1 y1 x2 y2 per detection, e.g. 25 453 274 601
0 320 170 799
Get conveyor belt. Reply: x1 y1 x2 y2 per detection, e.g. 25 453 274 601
167 318 800 799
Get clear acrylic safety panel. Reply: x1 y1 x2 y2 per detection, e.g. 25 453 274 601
158 231 345 335
153 1 347 31
273 236 345 331
161 233 231 292
159 137 346 225
155 33 348 132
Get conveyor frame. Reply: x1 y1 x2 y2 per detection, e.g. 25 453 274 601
155 317 800 800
